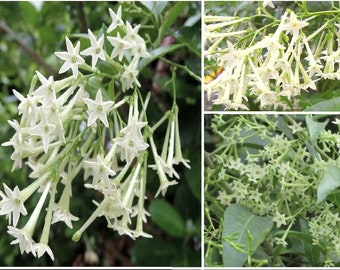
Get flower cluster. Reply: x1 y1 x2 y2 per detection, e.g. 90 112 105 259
1 7 189 260
205 114 340 266
204 3 340 110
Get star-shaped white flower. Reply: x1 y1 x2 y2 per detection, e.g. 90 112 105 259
282 11 309 40
34 71 57 105
7 226 36 256
51 205 79 229
107 6 124 33
84 154 116 188
34 242 54 260
83 89 114 127
81 29 105 69
113 116 149 163
107 32 131 61
0 184 27 227
120 64 140 92
124 21 144 45
29 120 56 153
55 37 85 78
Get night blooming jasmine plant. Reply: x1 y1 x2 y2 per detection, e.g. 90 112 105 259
0 6 190 260
204 1 340 110
205 114 340 266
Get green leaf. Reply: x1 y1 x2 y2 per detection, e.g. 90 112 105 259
317 165 340 204
19 2 39 26
130 238 176 266
222 204 273 267
156 1 189 46
306 116 329 144
305 140 320 160
138 44 185 71
299 218 321 266
150 199 186 237
173 26 201 57
140 1 168 19
304 96 340 111
327 189 340 208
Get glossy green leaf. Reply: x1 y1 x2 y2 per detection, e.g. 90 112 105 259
304 96 340 112
156 1 189 46
138 44 185 71
140 1 168 19
306 116 329 144
327 190 340 208
150 199 186 237
317 165 340 204
222 204 273 267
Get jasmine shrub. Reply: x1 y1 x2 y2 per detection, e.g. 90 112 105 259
205 114 340 266
204 1 340 110
0 6 191 261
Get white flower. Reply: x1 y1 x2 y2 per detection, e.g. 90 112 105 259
83 89 114 127
34 71 57 105
131 42 150 61
29 119 56 153
219 41 242 68
124 21 144 45
263 0 275 9
81 29 105 69
55 36 85 78
149 136 177 197
274 237 288 247
34 242 54 260
149 155 179 179
273 211 288 228
155 171 178 197
107 32 131 61
84 154 116 188
0 184 27 227
122 21 149 60
107 6 124 33
4 119 25 154
120 64 140 92
282 11 309 40
7 226 36 256
133 228 152 238
9 180 52 256
12 89 40 120
113 116 149 164
51 206 79 229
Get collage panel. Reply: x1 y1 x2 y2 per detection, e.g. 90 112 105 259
0 1 201 267
204 113 340 267
203 1 340 269
204 1 340 111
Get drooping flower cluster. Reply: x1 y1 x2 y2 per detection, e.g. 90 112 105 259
204 4 340 110
0 7 190 260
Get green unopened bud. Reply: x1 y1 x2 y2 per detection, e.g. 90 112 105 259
72 231 82 242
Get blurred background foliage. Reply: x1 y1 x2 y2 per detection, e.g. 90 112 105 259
0 1 201 266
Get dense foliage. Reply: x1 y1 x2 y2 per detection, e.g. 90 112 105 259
205 114 340 267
